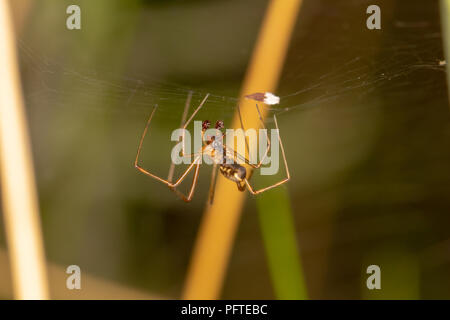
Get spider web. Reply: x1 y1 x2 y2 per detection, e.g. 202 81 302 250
18 19 446 124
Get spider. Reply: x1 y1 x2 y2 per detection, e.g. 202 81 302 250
134 92 290 203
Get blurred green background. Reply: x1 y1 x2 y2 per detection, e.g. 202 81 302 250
1 0 450 299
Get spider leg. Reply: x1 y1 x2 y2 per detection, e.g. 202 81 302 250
181 93 210 154
134 105 202 190
253 103 271 169
135 105 158 171
168 92 212 202
207 164 218 204
168 91 193 183
223 144 262 170
136 151 201 188
243 114 290 195
169 161 201 202
236 103 271 169
182 93 210 130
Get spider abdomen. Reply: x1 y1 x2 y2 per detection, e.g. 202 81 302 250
219 163 246 182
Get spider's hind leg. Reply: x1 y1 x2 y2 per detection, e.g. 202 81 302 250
243 114 290 195
169 162 201 202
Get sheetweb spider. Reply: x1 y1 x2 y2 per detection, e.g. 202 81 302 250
134 92 290 203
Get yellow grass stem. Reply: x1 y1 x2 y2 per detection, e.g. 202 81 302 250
0 0 49 299
183 0 303 299
9 0 33 32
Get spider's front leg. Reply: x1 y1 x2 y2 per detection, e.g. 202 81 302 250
168 93 209 182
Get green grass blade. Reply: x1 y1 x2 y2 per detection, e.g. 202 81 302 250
257 187 308 299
